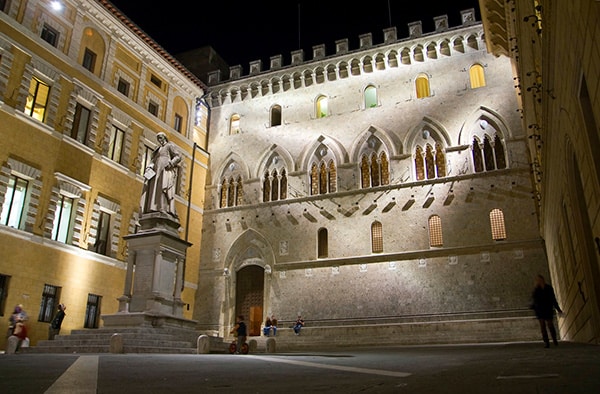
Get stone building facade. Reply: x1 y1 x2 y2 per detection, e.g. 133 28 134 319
0 0 208 348
479 0 600 344
196 9 550 338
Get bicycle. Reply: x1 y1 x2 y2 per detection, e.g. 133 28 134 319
228 338 249 354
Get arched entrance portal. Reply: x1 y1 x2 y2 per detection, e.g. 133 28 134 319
235 265 264 336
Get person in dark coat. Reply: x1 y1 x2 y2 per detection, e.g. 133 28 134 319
48 303 66 340
531 274 563 347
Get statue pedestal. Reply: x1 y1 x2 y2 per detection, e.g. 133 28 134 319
102 213 196 329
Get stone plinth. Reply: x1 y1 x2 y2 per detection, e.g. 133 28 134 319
103 213 195 329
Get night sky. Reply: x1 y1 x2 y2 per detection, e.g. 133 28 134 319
108 1 481 68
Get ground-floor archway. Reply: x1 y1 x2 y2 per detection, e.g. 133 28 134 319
235 265 264 336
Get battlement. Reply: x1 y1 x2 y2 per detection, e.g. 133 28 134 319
207 8 478 85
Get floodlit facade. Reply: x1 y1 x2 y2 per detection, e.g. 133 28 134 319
0 0 208 348
196 9 550 340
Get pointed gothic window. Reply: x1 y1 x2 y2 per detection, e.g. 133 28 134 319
328 160 337 193
361 155 370 188
370 154 380 187
494 135 507 169
227 177 235 207
380 152 390 185
425 144 435 179
280 170 287 200
263 171 271 202
435 144 446 177
235 176 243 206
271 170 279 201
483 136 496 171
415 146 425 181
310 163 319 196
472 138 484 173
319 162 328 194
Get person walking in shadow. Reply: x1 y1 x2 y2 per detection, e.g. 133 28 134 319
531 274 563 348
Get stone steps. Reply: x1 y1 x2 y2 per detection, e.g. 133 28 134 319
22 327 197 354
21 314 545 354
240 316 544 353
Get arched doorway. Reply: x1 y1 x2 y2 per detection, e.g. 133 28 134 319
235 265 264 336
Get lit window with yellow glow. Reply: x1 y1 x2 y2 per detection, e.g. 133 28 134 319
371 221 383 253
415 74 430 98
316 95 328 118
25 77 50 122
230 114 241 134
469 64 486 88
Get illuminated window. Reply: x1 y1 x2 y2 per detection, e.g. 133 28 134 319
428 215 443 247
310 160 336 195
51 195 74 243
318 228 328 258
220 176 244 208
230 114 241 134
415 74 431 98
117 78 130 97
316 95 328 118
84 293 102 328
71 103 91 144
0 175 29 229
139 144 153 176
108 125 124 163
364 85 377 108
82 48 97 72
41 24 59 47
489 208 507 240
361 152 389 188
371 221 383 253
415 144 445 180
38 284 61 322
174 113 183 132
469 64 486 88
95 211 111 255
25 77 50 122
270 105 282 126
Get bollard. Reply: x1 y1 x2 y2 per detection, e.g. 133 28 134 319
110 333 124 354
248 338 258 352
266 337 276 353
197 334 210 354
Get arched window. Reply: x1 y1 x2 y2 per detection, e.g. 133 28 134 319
280 169 287 200
230 114 241 134
364 85 377 108
371 221 383 253
489 208 507 240
310 160 337 195
328 160 337 193
271 170 279 201
318 228 328 258
435 144 446 177
316 95 328 118
360 155 370 188
472 137 484 173
415 146 425 181
262 171 271 202
415 74 431 98
370 154 380 187
360 152 389 188
472 134 507 173
428 215 443 247
310 163 319 195
380 152 390 185
220 176 243 208
270 104 282 126
416 144 445 181
469 64 486 88
235 176 244 206
494 135 507 169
